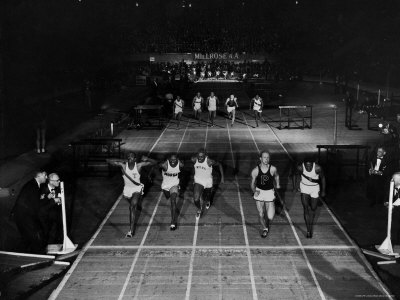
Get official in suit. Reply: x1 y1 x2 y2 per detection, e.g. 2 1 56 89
12 171 48 253
367 147 389 206
38 173 62 245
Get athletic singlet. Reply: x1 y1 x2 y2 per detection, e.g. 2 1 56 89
193 97 202 110
208 96 217 111
255 165 274 190
301 163 319 186
194 157 213 186
123 163 140 187
253 98 262 111
226 98 237 107
162 160 180 189
174 99 183 113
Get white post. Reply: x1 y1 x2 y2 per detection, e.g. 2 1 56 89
356 84 359 102
377 179 396 255
59 182 76 254
378 89 381 106
111 122 114 136
333 105 337 145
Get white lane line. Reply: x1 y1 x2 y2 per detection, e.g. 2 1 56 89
118 192 164 300
133 257 150 300
89 245 357 250
227 118 258 300
185 119 208 300
185 216 200 300
242 113 325 300
241 112 260 154
49 122 170 300
48 195 124 300
261 117 392 298
126 118 190 299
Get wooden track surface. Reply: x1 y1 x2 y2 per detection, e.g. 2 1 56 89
49 84 394 300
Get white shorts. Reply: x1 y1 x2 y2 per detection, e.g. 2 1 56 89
163 185 179 194
194 176 213 189
194 104 201 111
253 188 275 202
253 108 262 113
175 108 183 114
123 184 144 198
300 182 320 198
227 106 236 113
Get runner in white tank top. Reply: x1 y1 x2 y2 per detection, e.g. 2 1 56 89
250 95 266 127
296 159 326 238
191 149 224 219
225 94 239 127
107 152 157 238
192 92 203 126
160 154 184 230
206 92 219 127
173 96 184 129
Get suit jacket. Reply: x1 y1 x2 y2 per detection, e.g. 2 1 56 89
370 156 389 176
39 184 61 213
13 178 42 217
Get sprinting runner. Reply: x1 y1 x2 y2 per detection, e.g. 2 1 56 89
159 153 184 230
107 152 157 238
191 149 224 219
225 94 239 127
192 92 204 126
173 96 184 129
250 151 280 238
250 94 266 127
297 157 326 238
206 92 219 127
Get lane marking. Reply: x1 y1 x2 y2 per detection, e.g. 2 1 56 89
89 245 357 250
186 118 209 300
227 118 258 300
242 112 326 300
125 118 190 299
261 118 392 298
49 122 171 300
118 192 164 300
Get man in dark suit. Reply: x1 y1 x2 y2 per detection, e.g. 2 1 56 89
12 171 48 253
367 147 389 206
38 173 62 245
344 90 355 129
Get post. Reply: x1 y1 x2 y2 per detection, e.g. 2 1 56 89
356 84 360 102
377 179 395 255
378 89 381 106
110 122 114 136
333 105 337 145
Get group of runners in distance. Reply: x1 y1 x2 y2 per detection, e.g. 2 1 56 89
107 148 325 240
171 91 266 129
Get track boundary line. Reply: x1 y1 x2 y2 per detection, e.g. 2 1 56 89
227 118 258 300
118 192 164 299
121 119 191 299
48 194 123 300
242 112 326 300
49 121 170 300
185 118 208 300
88 245 357 250
263 114 394 298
